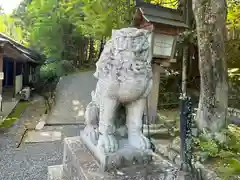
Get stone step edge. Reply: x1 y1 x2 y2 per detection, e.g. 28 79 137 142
143 121 176 128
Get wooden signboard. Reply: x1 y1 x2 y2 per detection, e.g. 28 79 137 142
153 34 176 58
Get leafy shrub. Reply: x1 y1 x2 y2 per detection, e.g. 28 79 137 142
158 70 181 109
193 125 240 179
55 60 76 77
40 60 76 82
34 60 76 113
40 62 58 82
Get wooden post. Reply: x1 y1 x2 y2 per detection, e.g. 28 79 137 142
181 0 193 96
147 63 161 123
0 48 3 111
25 63 29 85
13 61 16 98
5 60 8 87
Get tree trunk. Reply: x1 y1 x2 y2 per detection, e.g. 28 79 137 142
88 37 94 64
193 0 228 132
98 38 105 59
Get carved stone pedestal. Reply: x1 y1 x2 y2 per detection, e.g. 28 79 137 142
48 136 187 180
80 131 152 171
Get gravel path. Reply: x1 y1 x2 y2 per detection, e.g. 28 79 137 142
0 71 96 180
0 125 83 180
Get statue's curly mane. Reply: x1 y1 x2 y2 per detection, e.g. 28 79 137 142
94 28 152 82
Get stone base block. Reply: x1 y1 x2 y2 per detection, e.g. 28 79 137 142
48 165 66 180
63 136 184 180
80 131 152 171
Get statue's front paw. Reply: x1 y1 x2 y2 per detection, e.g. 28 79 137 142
128 133 151 150
97 134 118 153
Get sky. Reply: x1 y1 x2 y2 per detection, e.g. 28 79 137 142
0 0 22 13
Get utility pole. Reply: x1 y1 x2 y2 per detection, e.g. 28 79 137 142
179 0 194 171
181 0 192 97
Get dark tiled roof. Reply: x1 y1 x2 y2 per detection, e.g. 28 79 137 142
0 33 44 64
143 14 188 28
135 0 187 28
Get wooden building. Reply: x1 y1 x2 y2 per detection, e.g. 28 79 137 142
0 33 43 103
133 1 187 122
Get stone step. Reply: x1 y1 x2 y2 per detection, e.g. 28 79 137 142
48 165 65 180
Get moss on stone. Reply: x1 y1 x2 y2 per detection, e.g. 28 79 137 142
0 101 29 129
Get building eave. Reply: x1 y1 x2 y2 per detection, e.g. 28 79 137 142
135 1 187 29
0 33 44 63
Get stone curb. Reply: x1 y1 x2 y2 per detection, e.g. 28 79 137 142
35 114 47 130
194 107 240 119
143 121 179 136
143 120 176 128
143 128 169 135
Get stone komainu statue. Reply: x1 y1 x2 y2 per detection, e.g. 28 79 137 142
83 28 153 153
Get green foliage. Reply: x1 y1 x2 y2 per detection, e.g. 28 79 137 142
0 14 26 45
193 125 240 179
199 139 219 157
227 0 240 29
150 0 178 9
26 0 66 58
11 0 137 65
68 0 135 38
226 40 240 68
40 60 75 81
40 63 59 82
5 0 239 67
56 60 77 76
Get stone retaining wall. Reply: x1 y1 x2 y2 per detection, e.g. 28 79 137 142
153 137 220 180
143 107 240 180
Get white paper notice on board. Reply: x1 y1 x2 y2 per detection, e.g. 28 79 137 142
0 72 4 80
153 34 175 57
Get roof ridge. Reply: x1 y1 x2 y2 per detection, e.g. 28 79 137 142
135 0 181 13
0 33 34 52
0 33 44 63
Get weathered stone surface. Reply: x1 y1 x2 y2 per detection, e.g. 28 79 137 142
62 136 185 180
24 131 62 143
83 28 153 155
143 128 169 136
154 139 171 156
80 132 152 171
170 137 181 153
164 120 176 127
48 165 64 180
35 115 47 130
143 124 165 129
